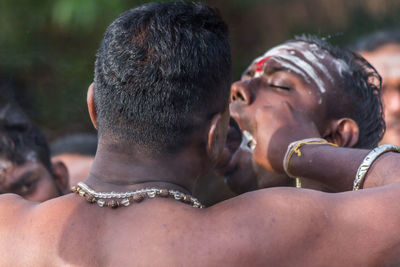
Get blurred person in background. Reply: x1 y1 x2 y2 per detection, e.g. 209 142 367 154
351 30 400 146
51 133 97 186
0 103 69 201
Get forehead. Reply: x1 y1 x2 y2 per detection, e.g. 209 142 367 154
249 42 349 94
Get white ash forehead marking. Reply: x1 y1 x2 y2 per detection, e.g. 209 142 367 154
309 43 326 59
332 58 349 77
253 42 351 94
263 44 327 93
269 57 311 84
253 44 327 93
289 42 334 83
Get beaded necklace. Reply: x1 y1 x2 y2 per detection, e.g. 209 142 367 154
71 182 205 209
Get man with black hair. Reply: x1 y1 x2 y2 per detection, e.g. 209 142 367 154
351 30 400 146
3 2 400 265
0 103 69 201
225 35 385 192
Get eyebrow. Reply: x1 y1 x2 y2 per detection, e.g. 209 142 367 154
263 65 291 75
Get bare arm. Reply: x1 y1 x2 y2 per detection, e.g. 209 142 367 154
251 101 400 192
289 144 400 191
211 183 400 265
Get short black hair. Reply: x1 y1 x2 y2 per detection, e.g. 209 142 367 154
0 103 52 172
349 30 400 52
51 134 98 156
94 1 231 153
288 35 385 148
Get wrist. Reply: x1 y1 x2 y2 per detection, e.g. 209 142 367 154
286 142 337 179
283 138 337 179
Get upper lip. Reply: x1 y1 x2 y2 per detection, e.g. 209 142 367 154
229 102 253 135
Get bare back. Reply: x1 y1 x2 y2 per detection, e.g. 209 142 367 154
1 185 400 266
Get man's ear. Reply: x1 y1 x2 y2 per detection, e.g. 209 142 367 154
51 161 70 195
322 118 359 147
87 83 98 130
207 109 229 164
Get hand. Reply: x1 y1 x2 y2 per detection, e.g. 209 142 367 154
252 101 320 173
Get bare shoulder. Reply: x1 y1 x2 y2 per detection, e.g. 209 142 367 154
0 194 79 266
199 184 400 265
0 194 37 265
0 193 34 223
192 187 331 265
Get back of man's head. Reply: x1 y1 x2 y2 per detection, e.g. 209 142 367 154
290 35 385 148
94 1 231 154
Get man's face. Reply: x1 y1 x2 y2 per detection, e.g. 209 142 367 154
0 158 61 202
360 44 400 146
230 41 346 141
224 42 348 192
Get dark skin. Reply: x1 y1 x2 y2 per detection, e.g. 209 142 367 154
226 42 359 193
0 159 69 202
1 84 400 265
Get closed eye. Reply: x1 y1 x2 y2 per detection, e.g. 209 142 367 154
269 84 291 91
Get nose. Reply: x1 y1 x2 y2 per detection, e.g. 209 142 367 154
230 80 252 105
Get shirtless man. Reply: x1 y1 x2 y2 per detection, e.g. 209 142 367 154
0 103 69 201
352 30 400 146
225 35 385 193
2 2 400 265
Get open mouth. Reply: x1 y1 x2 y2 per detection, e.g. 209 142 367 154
241 130 257 152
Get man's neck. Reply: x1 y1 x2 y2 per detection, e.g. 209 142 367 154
84 142 208 195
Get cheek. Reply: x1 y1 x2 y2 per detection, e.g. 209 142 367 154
253 90 286 107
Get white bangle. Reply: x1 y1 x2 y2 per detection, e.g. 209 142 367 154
353 144 400 191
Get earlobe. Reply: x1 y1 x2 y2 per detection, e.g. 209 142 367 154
323 118 359 147
51 161 70 195
87 83 98 130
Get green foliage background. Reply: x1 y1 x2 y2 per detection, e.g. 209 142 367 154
1 0 400 138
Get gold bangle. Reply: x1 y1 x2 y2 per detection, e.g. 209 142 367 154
283 138 338 188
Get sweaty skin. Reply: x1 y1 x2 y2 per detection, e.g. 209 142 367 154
1 98 400 265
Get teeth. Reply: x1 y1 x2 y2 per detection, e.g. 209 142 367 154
240 130 257 152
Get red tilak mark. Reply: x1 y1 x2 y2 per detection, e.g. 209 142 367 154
255 56 272 73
